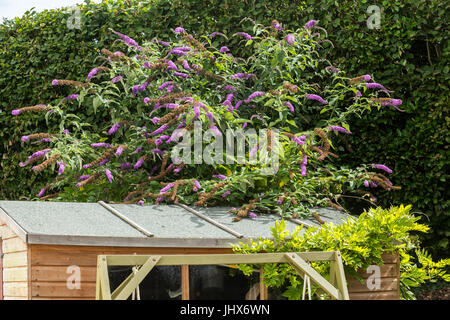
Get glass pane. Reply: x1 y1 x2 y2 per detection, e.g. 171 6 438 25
108 265 181 300
189 265 260 300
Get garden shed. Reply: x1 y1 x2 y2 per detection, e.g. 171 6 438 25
0 200 399 300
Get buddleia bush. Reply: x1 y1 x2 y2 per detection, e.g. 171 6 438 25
12 20 404 220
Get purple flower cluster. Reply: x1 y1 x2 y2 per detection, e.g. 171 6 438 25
87 68 98 80
372 164 393 174
222 190 231 198
245 91 265 103
173 72 188 78
305 94 328 104
231 73 255 80
174 27 185 33
64 94 79 100
219 46 229 53
57 161 66 175
112 30 141 50
292 135 306 146
305 20 318 30
133 156 146 170
234 32 254 40
116 146 125 157
105 169 113 183
285 34 295 45
91 142 111 148
193 180 201 192
160 183 175 194
328 126 352 134
325 65 340 73
150 124 169 136
284 101 295 112
213 174 227 180
365 82 392 92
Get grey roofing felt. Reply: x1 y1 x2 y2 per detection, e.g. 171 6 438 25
108 204 235 239
0 200 351 247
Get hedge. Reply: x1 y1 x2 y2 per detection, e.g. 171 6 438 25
0 0 448 256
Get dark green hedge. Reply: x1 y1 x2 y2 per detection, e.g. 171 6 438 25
0 0 448 255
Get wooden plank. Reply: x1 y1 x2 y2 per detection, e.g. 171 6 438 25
284 253 341 300
31 244 233 266
3 267 27 282
381 252 398 264
3 251 28 268
181 265 189 300
31 297 94 300
97 256 111 300
31 266 97 282
3 296 28 300
348 277 399 293
31 281 96 298
349 291 400 300
333 251 350 300
0 225 17 240
259 267 268 300
2 237 27 253
356 263 398 279
4 282 28 297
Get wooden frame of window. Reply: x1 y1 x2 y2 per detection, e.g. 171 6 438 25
96 251 349 300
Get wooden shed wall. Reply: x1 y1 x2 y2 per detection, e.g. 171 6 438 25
29 244 232 300
348 252 400 300
0 219 29 300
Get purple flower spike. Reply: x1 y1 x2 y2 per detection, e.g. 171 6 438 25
325 65 340 73
138 200 144 206
328 126 352 134
37 188 46 198
11 110 21 116
249 212 258 219
112 75 123 83
133 156 146 170
292 136 306 146
29 149 51 160
150 124 169 136
144 97 151 104
301 164 307 177
363 75 372 81
364 180 370 188
355 90 362 98
302 156 308 165
173 72 188 78
91 143 111 148
219 46 229 53
305 93 328 104
57 161 66 175
372 164 393 174
105 169 113 183
166 60 178 71
305 20 318 30
365 82 393 92
277 199 283 205
116 146 125 157
234 32 254 40
52 79 59 86
174 27 185 33
222 190 231 198
230 73 255 80
21 136 30 142
242 122 248 129
213 174 227 180
193 180 201 192
285 34 295 45
245 91 265 103
284 101 295 112
87 68 98 80
64 94 79 100
234 100 243 110
160 183 175 194
83 164 92 169
209 32 225 38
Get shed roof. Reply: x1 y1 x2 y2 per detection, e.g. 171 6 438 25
0 200 351 248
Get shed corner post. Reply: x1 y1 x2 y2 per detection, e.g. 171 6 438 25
333 251 350 300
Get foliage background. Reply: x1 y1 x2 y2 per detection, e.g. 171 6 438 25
0 0 448 256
